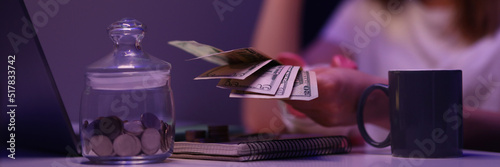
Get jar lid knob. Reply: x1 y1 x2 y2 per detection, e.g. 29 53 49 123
107 18 146 45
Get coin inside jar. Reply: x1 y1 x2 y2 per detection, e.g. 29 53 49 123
83 139 91 154
141 128 161 155
86 116 123 140
89 135 113 156
113 134 142 157
141 113 161 130
124 120 144 136
101 116 124 140
164 123 173 150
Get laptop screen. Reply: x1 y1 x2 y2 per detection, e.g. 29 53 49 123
0 0 78 158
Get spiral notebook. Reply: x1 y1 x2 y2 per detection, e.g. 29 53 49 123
172 135 351 161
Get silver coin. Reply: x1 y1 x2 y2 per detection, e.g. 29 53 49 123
83 120 89 129
82 121 91 139
164 123 174 151
124 120 144 136
84 119 100 139
83 139 91 155
160 122 174 152
89 135 113 156
86 116 123 140
141 113 161 130
113 134 142 157
160 121 166 152
160 120 165 135
102 116 124 140
141 128 161 155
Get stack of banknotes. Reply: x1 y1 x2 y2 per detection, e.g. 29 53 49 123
169 41 318 101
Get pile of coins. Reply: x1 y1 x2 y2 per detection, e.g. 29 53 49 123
82 113 173 157
185 125 229 143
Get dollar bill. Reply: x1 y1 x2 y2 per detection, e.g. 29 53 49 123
229 66 300 99
192 48 272 65
289 71 318 101
217 65 291 95
168 40 226 65
195 59 273 80
169 40 273 66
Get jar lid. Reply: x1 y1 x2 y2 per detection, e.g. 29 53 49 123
86 18 171 90
107 18 146 45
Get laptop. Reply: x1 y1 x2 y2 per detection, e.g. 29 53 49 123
0 0 79 158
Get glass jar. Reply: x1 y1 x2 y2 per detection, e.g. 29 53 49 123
80 18 175 164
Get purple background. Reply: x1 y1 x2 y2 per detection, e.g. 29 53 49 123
24 0 262 126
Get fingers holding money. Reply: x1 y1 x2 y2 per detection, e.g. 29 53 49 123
168 41 319 101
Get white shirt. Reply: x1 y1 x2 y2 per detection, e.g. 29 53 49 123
283 0 500 136
322 0 500 111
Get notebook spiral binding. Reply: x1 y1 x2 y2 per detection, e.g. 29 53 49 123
243 136 351 161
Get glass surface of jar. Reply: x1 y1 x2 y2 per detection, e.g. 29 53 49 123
80 18 175 164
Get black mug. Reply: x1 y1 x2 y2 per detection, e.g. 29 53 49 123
357 70 463 158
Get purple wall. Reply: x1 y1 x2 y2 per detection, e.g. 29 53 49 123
24 0 262 125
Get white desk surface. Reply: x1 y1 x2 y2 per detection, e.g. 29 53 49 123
2 146 500 167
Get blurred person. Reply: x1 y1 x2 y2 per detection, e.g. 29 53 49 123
244 0 500 152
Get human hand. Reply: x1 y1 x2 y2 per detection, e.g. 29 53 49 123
277 53 386 127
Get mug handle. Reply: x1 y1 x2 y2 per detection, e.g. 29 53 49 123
356 83 391 148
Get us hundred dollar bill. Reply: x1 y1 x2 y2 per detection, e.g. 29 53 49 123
191 48 276 80
195 59 273 80
169 40 272 65
217 65 291 95
230 69 318 101
193 48 272 65
229 66 300 99
168 40 226 65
